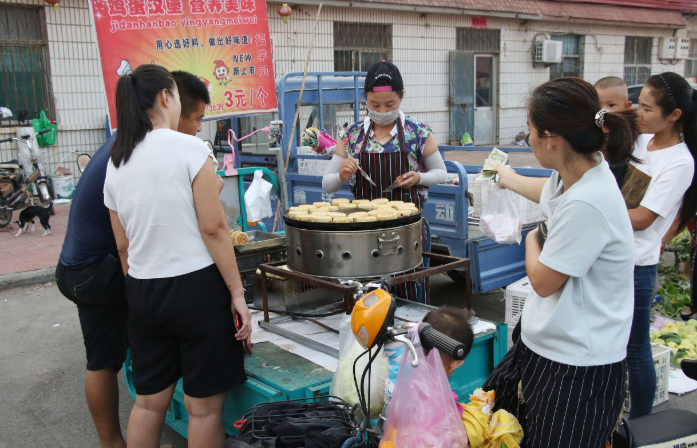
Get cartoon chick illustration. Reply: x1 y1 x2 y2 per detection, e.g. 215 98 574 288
213 60 230 86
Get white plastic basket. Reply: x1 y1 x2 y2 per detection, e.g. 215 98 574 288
505 276 532 327
296 146 331 176
17 148 49 176
518 196 545 224
623 343 671 412
470 180 498 218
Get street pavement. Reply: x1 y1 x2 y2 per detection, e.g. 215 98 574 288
0 202 71 276
1 276 696 447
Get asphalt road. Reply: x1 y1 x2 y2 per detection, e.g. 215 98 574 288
1 276 696 447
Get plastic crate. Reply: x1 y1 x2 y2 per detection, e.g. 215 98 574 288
470 180 498 218
518 196 545 224
505 276 533 327
623 343 671 412
297 146 330 176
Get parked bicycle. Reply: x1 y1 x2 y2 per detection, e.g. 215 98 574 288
0 129 54 228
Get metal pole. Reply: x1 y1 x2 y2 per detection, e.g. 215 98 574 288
261 270 270 323
272 4 323 232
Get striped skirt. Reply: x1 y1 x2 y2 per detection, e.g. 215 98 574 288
482 339 627 448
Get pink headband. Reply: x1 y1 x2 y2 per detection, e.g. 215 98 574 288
373 86 393 92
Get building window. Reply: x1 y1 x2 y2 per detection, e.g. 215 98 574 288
550 35 583 80
333 23 392 72
0 5 53 126
457 28 500 53
685 39 697 78
624 36 652 86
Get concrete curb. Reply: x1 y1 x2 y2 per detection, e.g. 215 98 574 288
0 267 56 291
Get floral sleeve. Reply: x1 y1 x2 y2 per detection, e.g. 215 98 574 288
418 121 433 147
340 122 364 158
338 126 349 145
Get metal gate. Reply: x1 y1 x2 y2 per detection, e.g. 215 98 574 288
449 51 474 145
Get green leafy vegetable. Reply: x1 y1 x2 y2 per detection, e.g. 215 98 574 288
654 265 691 319
659 333 682 344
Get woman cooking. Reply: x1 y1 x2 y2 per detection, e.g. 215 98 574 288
322 61 448 303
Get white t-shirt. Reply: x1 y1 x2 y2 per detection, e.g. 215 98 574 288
631 134 694 266
522 159 635 366
104 129 217 279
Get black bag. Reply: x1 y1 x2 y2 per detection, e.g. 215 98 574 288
56 254 126 306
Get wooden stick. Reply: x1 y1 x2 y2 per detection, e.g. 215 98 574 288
272 3 323 233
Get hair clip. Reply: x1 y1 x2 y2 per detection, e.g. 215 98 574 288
595 109 609 128
658 74 677 108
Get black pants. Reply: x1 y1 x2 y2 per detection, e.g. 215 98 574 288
55 262 128 371
691 247 697 311
482 339 627 448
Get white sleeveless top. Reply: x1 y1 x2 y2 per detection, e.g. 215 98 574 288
104 129 217 279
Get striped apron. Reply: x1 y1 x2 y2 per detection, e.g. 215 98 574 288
353 119 430 304
482 338 627 448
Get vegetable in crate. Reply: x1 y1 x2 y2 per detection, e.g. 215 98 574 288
650 319 697 366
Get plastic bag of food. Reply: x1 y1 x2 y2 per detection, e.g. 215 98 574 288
330 330 388 419
380 327 468 448
479 188 522 245
244 170 273 222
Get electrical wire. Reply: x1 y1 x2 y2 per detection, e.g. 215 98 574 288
353 347 373 430
361 345 382 428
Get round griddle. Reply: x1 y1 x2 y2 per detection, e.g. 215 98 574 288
283 208 422 231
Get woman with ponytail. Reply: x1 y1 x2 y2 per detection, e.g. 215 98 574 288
482 77 639 447
105 64 250 448
624 72 696 419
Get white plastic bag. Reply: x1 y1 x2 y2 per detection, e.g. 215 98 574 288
479 188 522 244
338 313 353 355
244 170 273 222
330 330 389 419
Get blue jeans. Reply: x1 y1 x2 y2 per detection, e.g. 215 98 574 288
627 264 657 419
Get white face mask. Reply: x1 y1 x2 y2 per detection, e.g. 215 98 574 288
368 108 400 127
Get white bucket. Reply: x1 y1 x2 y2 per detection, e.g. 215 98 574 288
52 174 74 199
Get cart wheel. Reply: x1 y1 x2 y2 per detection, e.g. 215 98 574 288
0 208 12 228
447 270 467 284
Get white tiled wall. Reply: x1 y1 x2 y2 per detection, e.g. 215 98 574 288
265 5 685 145
1 0 689 172
1 0 108 181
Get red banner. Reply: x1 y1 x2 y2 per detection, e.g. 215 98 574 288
89 0 277 128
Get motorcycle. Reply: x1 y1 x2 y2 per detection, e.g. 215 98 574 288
0 129 54 228
613 358 697 447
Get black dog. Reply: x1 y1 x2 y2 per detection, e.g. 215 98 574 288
15 205 53 237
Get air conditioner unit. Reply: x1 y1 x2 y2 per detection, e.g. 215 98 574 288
535 40 563 64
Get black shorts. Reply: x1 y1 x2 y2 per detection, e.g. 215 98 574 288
56 262 129 371
126 264 246 398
